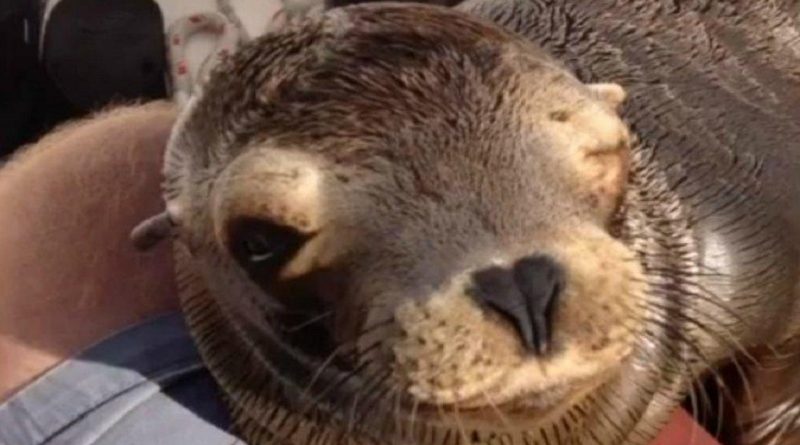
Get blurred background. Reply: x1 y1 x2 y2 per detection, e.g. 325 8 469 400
0 0 464 158
0 0 274 157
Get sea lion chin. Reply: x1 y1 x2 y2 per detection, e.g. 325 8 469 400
132 2 800 444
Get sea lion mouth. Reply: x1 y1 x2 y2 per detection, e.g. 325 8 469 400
412 371 605 420
249 277 634 438
241 310 634 444
256 324 581 433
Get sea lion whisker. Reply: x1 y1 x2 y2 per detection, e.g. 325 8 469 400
407 396 421 443
349 370 395 435
299 358 373 418
634 274 755 341
645 297 754 367
299 342 350 405
632 296 709 373
432 399 453 445
685 370 705 438
639 314 740 415
295 315 393 371
345 389 363 438
722 353 759 432
586 392 628 443
284 310 334 332
450 394 470 445
682 294 761 369
480 387 514 431
677 341 724 439
353 316 396 340
712 376 728 441
391 386 405 441
341 334 387 365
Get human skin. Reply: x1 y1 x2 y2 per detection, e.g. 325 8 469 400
0 102 718 444
0 101 179 399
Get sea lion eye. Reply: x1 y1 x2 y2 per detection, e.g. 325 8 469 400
241 232 282 263
228 218 306 270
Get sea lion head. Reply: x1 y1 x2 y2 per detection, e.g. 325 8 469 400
142 3 702 443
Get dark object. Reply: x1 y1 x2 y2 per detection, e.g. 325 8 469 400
0 0 42 156
42 0 167 112
471 255 565 355
0 0 169 157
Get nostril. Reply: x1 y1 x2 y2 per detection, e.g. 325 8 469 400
470 256 565 356
513 255 565 355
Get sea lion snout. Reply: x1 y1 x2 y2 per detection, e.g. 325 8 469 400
470 255 565 355
390 226 646 408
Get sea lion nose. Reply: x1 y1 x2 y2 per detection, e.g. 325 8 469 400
471 255 565 355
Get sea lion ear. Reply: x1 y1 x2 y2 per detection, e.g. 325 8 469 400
587 83 627 111
131 212 175 251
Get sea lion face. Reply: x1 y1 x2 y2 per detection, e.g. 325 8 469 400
163 4 659 442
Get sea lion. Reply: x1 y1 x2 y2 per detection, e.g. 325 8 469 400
132 2 800 444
